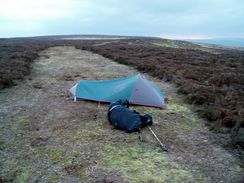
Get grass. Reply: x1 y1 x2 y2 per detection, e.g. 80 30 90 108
32 147 78 165
47 174 60 183
0 158 34 183
68 114 204 182
101 143 201 182
17 168 33 183
151 40 181 48
71 119 106 142
1 45 243 182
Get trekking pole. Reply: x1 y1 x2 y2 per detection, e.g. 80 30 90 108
147 126 168 152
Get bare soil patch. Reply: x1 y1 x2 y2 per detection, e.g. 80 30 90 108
0 46 243 182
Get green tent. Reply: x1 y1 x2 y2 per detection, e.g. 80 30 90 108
70 74 166 108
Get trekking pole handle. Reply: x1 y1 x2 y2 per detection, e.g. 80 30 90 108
148 126 168 152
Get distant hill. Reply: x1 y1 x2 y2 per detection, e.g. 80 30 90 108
188 38 244 48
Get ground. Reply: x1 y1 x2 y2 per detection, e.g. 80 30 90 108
79 39 244 132
0 46 243 182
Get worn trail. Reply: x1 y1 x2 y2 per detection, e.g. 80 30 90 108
0 46 242 182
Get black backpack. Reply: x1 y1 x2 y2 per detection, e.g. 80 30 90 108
107 100 153 133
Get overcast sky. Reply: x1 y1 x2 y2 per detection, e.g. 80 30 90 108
0 0 243 39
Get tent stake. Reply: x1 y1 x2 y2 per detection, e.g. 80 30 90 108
147 126 168 152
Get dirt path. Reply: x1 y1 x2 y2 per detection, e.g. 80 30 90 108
0 46 242 182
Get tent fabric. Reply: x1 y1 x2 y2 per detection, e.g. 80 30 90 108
69 74 166 108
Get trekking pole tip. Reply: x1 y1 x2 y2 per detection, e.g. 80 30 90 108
160 144 168 152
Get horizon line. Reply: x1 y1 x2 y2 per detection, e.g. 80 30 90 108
1 33 244 40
